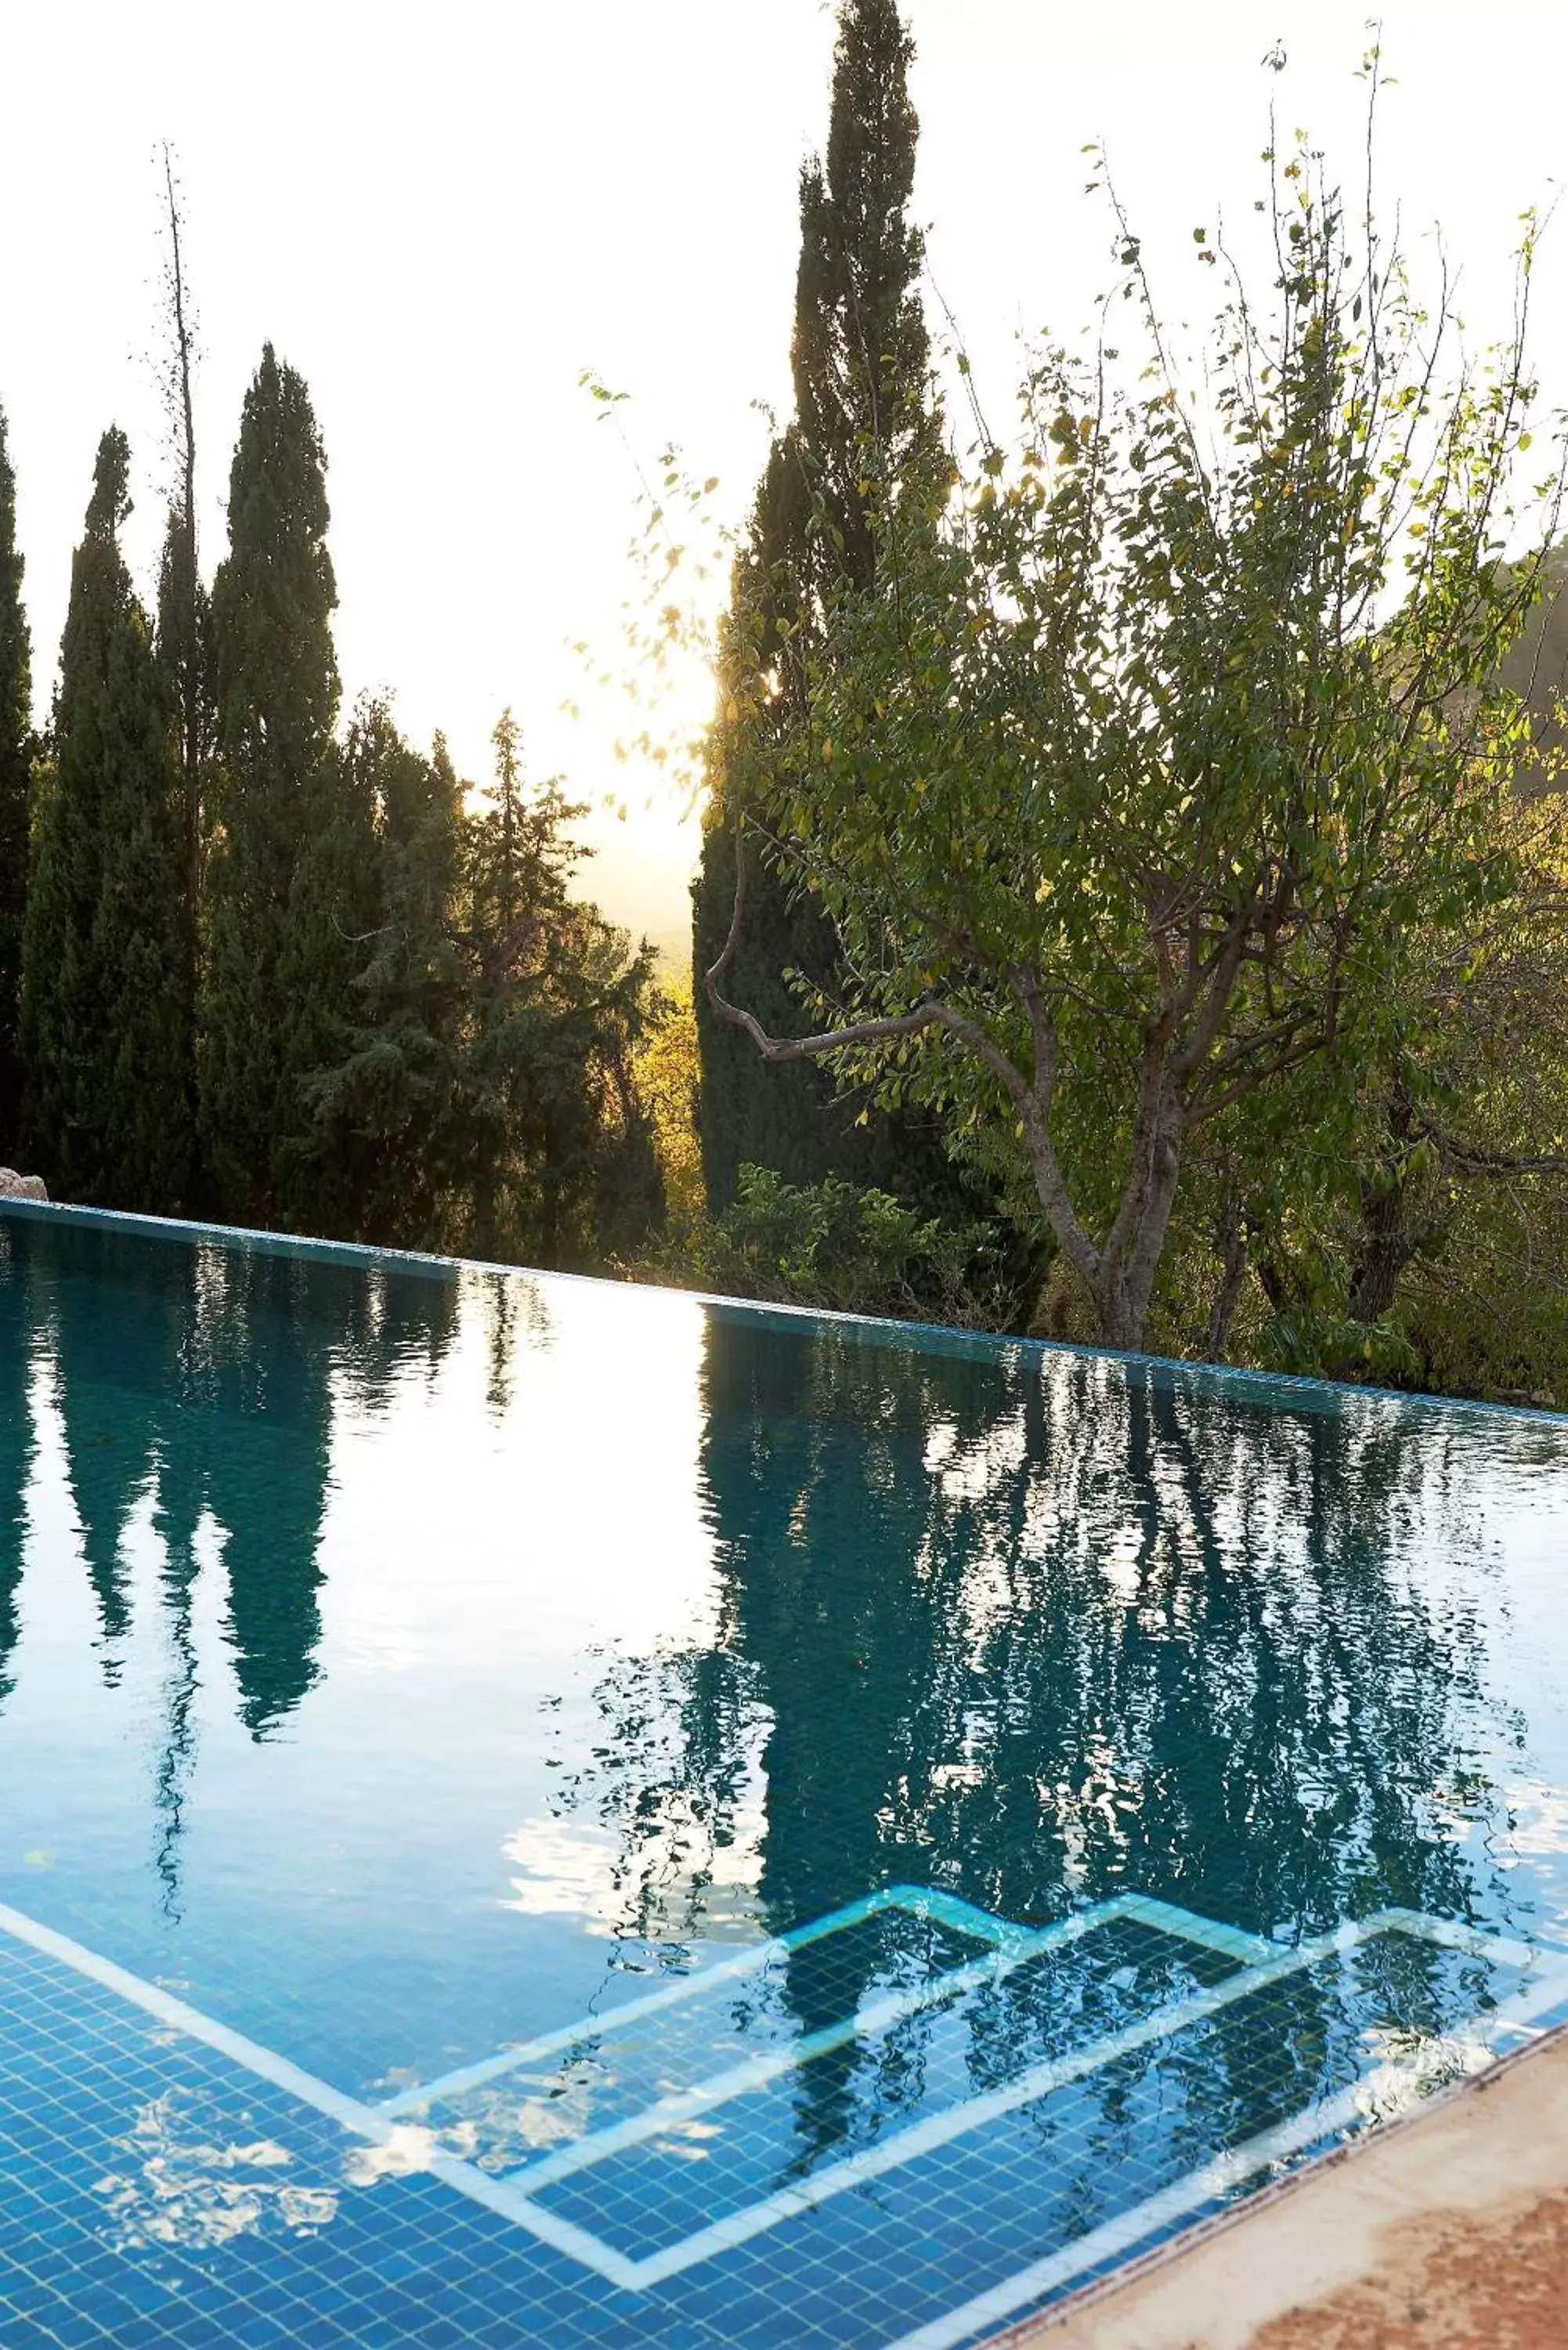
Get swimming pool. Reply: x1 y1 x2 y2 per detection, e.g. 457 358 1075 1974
3 1200 1568 2346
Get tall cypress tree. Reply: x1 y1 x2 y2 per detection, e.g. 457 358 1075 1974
94 575 196 1212
20 429 190 1205
692 0 950 1211
201 345 342 1223
297 703 467 1246
157 501 213 958
0 403 30 1162
269 710 385 1235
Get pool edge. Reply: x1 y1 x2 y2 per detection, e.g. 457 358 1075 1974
4 1195 1563 1428
991 2011 1568 2345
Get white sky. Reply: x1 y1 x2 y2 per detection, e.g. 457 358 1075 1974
3 0 1566 957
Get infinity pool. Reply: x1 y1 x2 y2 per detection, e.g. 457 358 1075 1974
3 1202 1568 2347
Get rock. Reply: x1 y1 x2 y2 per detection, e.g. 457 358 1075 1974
0 1168 48 1202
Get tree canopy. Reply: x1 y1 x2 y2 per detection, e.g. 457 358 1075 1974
20 428 192 1206
704 131 1566 1351
0 402 30 1159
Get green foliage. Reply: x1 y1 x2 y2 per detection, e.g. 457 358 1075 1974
707 121 1564 1353
634 974 706 1233
450 713 664 1267
1190 786 1568 1397
693 0 982 1235
293 705 467 1243
19 428 193 1206
673 1162 1027 1326
201 345 344 1221
0 403 29 1159
298 705 667 1268
155 494 215 920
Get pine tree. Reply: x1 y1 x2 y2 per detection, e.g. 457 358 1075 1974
692 0 950 1211
0 403 31 1161
201 345 342 1223
20 429 190 1205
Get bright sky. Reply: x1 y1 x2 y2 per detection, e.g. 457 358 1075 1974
3 0 1566 960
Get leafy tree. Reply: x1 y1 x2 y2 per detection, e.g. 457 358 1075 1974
452 710 664 1266
634 974 706 1235
269 736 383 1234
0 403 31 1160
154 497 213 1003
201 345 342 1220
20 428 191 1206
703 125 1565 1351
286 701 666 1266
691 0 959 1214
1205 786 1568 1394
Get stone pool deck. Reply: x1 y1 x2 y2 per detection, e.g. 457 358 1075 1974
995 2022 1568 2348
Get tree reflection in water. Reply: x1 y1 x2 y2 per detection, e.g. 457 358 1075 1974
0 1220 36 1709
0 1214 461 1907
0 1216 1557 2211
562 1310 1538 2174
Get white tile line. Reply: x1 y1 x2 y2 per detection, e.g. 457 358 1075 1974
1 1892 1552 2308
1111 1893 1277 1966
378 1885 955 2117
497 1891 1289 2197
377 1933 796 2117
616 1908 1548 2287
381 1887 1030 2118
0 1901 643 2291
882 1958 1568 2350
1360 1906 1543 1974
0 1900 391 2139
382 1889 1269 2124
502 1940 1046 2196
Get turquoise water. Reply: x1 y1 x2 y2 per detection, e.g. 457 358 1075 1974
3 1201 1568 2346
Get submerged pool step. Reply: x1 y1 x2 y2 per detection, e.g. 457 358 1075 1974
0 1887 1555 2307
508 1902 1552 2285
378 1883 1277 2132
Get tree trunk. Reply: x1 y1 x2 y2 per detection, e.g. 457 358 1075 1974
1205 1207 1249 1359
1347 1177 1422 1324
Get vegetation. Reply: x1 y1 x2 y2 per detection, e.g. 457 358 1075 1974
3 357 669 1272
692 63 1568 1387
678 1164 1035 1325
3 15 1568 1405
689 0 1026 1271
20 430 191 1208
0 403 29 1161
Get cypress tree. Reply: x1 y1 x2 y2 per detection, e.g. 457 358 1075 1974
298 705 467 1246
157 500 214 951
692 0 950 1211
20 429 190 1205
0 404 30 1161
201 345 342 1223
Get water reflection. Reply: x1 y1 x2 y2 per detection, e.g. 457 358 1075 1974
551 1314 1545 2180
0 1214 472 1934
558 1320 1528 1947
2 1208 1566 2238
0 1227 34 1707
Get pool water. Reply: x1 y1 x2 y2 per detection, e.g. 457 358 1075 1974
3 1202 1568 2347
